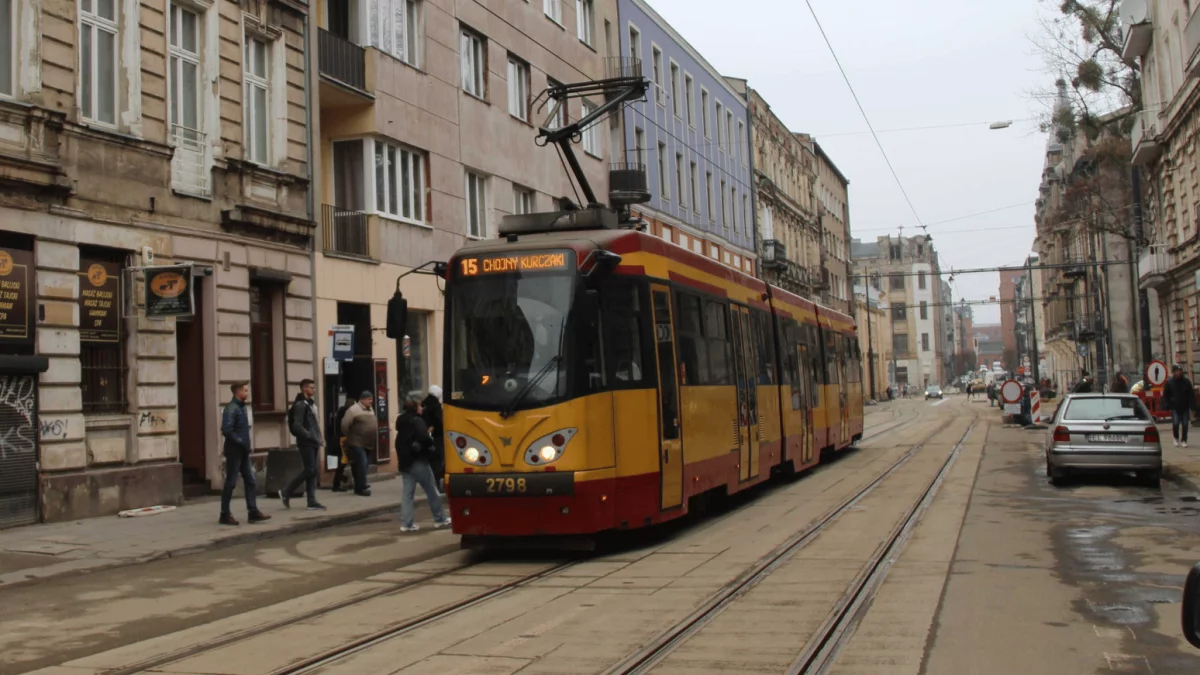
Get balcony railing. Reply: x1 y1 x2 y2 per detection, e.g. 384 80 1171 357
322 204 370 258
319 28 366 91
609 162 650 206
1122 10 1153 61
761 239 786 269
170 124 211 197
1131 110 1162 166
1139 246 1170 290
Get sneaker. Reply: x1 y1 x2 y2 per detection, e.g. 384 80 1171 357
248 510 272 523
400 524 420 532
279 491 291 510
434 519 452 529
306 503 327 511
1174 438 1181 447
219 513 239 526
1184 441 1190 448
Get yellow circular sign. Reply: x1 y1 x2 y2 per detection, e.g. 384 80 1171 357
0 251 12 277
150 271 188 298
87 263 108 287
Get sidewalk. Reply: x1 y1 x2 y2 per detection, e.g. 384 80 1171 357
0 477 409 589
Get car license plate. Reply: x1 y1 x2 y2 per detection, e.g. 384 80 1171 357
1087 434 1128 443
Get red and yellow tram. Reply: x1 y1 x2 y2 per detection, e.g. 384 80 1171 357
441 227 863 542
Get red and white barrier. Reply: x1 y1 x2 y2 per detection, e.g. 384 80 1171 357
1030 390 1041 424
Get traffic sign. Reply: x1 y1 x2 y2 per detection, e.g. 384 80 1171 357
1001 379 1023 404
1017 366 1025 376
1147 360 1168 387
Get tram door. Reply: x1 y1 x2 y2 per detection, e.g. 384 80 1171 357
731 306 758 482
650 286 683 510
797 344 815 466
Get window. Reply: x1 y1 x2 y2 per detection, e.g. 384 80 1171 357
719 179 727 230
701 88 710 137
730 186 737 233
674 292 731 386
889 244 901 260
603 283 646 388
892 303 906 321
460 28 485 98
404 312 428 397
715 101 724 149
249 282 276 412
892 333 908 355
742 194 749 236
689 161 698 212
581 100 600 156
726 110 734 156
920 301 928 320
244 37 270 164
169 4 201 138
370 139 426 223
466 171 487 237
544 0 562 25
634 127 645 167
507 56 529 120
669 61 680 117
79 0 118 125
546 77 565 128
889 273 904 290
738 121 746 166
513 185 533 215
628 25 640 62
675 153 685 208
921 333 930 352
918 271 927 290
651 46 663 103
684 74 694 127
371 0 420 67
706 171 714 221
79 248 126 415
0 0 12 97
657 141 668 199
576 0 593 45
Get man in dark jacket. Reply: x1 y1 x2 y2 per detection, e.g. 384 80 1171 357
421 384 445 494
396 398 450 532
1164 365 1196 447
1110 371 1130 394
220 381 270 525
280 379 326 511
1073 371 1094 393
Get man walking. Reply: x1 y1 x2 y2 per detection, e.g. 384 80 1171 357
281 379 326 511
220 382 270 525
422 384 445 494
340 391 377 496
1164 365 1196 448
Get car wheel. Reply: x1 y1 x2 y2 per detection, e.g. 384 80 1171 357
1138 469 1162 488
1048 457 1067 486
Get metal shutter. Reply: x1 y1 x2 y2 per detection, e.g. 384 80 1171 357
0 374 39 528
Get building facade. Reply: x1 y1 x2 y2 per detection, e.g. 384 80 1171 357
0 0 317 526
999 272 1018 369
814 141 851 313
616 0 755 273
853 282 892 400
311 0 617 474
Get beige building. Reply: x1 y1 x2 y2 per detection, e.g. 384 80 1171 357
310 0 616 474
814 141 851 314
853 283 892 400
0 0 317 525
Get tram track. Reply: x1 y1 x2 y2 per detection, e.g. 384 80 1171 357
602 412 976 675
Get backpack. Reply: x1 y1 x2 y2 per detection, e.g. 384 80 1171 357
287 400 298 437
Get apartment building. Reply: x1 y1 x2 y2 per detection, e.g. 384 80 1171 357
617 0 755 272
1126 0 1198 379
814 141 851 314
853 282 892 400
851 234 946 387
999 272 1018 367
0 0 316 525
310 0 616 473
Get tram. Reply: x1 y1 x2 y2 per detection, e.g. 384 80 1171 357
441 227 863 543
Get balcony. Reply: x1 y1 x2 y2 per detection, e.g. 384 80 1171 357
1131 110 1162 166
169 125 211 197
319 28 368 95
609 163 650 207
322 204 370 258
1121 2 1153 61
810 265 830 291
761 239 786 270
1139 246 1170 289
1187 8 1200 78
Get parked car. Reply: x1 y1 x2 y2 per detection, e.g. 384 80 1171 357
1185 562 1200 649
925 384 943 400
1045 393 1162 487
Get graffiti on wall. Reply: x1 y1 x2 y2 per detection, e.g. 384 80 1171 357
0 374 36 459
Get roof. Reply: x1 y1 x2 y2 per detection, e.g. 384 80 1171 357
813 141 850 187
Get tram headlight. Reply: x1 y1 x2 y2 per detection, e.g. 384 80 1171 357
524 428 578 466
447 432 492 466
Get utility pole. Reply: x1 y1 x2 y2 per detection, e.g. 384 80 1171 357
865 288 877 400
1028 257 1040 384
1132 166 1153 367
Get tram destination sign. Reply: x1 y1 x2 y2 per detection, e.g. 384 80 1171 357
456 249 574 277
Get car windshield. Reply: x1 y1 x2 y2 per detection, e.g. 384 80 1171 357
448 271 576 410
926 385 940 392
1063 397 1151 421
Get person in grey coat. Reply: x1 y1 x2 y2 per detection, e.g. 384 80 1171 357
280 379 326 511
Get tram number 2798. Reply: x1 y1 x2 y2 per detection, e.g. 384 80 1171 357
486 477 528 494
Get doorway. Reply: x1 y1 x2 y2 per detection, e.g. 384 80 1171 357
650 285 682 510
176 283 208 496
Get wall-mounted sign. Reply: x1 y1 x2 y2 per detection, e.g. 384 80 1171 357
144 265 194 318
0 247 33 343
78 259 121 343
374 358 390 463
330 324 355 362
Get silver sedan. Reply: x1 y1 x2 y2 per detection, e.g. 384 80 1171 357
1045 393 1162 487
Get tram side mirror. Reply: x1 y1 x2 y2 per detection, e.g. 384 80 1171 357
1184 562 1200 649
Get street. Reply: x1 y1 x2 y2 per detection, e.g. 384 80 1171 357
5 397 1200 675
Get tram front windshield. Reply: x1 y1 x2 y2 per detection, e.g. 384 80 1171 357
448 271 577 410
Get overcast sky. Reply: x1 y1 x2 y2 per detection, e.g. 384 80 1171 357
648 0 1052 324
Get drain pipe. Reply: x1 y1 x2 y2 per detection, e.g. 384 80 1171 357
302 11 322 415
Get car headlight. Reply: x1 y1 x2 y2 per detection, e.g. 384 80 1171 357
447 432 493 466
524 428 578 466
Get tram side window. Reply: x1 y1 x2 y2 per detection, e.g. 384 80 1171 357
675 291 708 386
775 316 793 386
703 299 732 385
752 310 775 385
846 337 861 384
602 283 647 388
824 328 840 385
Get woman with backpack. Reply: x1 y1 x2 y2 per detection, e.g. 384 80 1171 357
395 398 451 532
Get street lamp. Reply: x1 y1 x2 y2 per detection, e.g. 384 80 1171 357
989 120 1013 130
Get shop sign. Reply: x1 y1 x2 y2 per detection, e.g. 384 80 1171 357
374 358 390 462
78 259 121 342
0 247 33 343
144 265 194 318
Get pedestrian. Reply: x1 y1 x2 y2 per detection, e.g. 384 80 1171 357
966 383 973 400
1073 371 1093 393
280 379 326 511
219 381 270 526
1110 371 1130 394
421 384 445 495
339 391 377 496
396 398 451 532
1163 365 1196 448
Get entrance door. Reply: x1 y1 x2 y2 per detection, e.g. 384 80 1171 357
731 307 758 481
797 344 814 466
651 285 683 510
176 283 208 488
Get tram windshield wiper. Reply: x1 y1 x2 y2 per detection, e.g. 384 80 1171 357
500 355 563 419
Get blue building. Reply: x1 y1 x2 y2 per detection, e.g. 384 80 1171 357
616 0 755 272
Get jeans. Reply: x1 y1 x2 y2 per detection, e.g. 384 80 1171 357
284 444 320 504
346 445 370 493
1173 410 1191 443
401 459 448 528
221 447 258 515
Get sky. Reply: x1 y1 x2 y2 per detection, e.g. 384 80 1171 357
647 0 1054 324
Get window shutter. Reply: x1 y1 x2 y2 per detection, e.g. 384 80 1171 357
393 0 407 61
